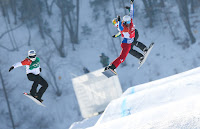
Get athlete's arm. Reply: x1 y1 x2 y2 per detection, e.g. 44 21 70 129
118 21 124 31
113 32 121 38
130 1 134 19
9 58 32 72
13 58 32 68
116 32 121 37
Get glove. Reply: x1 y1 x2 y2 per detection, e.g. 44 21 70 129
131 0 134 4
40 68 42 72
124 6 130 10
112 35 116 38
9 66 14 72
117 16 121 21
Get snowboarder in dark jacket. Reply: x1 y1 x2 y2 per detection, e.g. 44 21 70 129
9 50 48 102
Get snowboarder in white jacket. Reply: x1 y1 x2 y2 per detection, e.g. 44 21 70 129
9 50 48 102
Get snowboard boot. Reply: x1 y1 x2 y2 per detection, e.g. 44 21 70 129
29 92 36 97
104 64 116 71
34 95 43 103
143 47 148 55
139 56 144 64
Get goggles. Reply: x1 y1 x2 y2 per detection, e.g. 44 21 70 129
125 21 131 24
29 55 36 58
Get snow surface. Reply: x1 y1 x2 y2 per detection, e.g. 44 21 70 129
71 67 200 129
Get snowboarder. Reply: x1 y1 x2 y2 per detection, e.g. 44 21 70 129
112 2 148 64
9 50 48 102
105 0 144 71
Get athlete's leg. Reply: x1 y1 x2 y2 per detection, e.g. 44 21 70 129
132 29 148 52
36 75 48 99
111 43 132 68
129 49 143 59
27 73 39 96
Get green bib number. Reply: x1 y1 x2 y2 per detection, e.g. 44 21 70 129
29 57 40 70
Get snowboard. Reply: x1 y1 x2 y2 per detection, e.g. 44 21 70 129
138 42 154 69
102 68 117 78
23 92 46 107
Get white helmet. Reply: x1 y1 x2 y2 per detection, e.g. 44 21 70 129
28 50 36 61
123 15 131 24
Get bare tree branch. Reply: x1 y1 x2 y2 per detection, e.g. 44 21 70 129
26 24 31 46
3 11 19 51
176 0 196 44
0 23 23 39
0 71 15 129
142 0 154 27
44 30 65 57
0 44 15 51
40 56 62 96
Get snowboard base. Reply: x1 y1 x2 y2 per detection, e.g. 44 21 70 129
102 69 117 78
23 92 46 107
138 43 154 69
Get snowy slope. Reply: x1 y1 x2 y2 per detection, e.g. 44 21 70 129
71 67 200 129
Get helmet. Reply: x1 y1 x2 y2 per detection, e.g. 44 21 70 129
112 18 118 27
28 50 36 61
123 15 131 24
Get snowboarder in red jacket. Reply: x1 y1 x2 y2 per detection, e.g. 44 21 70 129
105 0 145 71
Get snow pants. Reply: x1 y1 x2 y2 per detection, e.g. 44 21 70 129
129 41 147 59
129 29 147 59
111 43 132 68
27 73 48 99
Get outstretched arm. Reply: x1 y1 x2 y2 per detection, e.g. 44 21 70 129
13 62 23 68
115 32 121 37
118 21 124 31
9 58 32 72
117 16 124 31
112 32 121 38
9 62 22 72
130 0 134 19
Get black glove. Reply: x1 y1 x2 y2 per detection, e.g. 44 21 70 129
9 66 14 72
117 16 121 21
112 35 116 38
131 0 134 4
125 6 130 10
40 68 42 72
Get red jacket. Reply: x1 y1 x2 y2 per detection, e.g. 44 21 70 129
120 19 135 38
